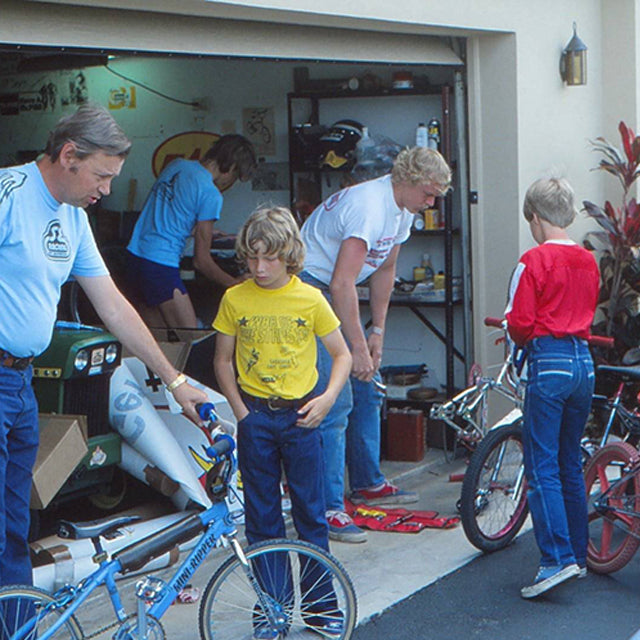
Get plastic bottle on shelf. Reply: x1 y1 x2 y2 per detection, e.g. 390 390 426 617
415 123 428 148
421 253 435 283
356 126 376 166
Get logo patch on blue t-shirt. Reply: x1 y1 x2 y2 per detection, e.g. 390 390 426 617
0 171 27 204
42 219 71 261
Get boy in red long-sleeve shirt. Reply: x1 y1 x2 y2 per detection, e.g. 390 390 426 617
505 177 599 599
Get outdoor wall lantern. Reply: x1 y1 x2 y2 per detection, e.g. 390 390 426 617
560 22 587 86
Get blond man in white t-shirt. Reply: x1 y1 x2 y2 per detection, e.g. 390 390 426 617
300 147 451 543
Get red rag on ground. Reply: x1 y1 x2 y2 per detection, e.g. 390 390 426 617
344 500 459 533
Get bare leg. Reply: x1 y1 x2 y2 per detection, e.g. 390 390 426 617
158 289 198 328
138 304 168 329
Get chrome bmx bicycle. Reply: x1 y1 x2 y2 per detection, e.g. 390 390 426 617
0 405 357 640
431 318 615 553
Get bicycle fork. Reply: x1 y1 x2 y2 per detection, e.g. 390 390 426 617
490 439 526 502
228 536 290 633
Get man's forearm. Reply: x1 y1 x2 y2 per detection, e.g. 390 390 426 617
329 283 368 350
194 254 237 288
368 270 394 330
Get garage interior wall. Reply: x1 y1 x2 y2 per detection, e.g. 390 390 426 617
0 50 468 390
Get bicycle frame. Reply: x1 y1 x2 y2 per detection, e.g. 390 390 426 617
431 331 524 447
592 460 640 530
14 500 239 640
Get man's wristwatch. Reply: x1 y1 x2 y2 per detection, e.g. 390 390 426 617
370 326 384 336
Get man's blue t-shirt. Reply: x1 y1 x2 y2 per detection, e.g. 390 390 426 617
127 159 223 268
0 162 108 357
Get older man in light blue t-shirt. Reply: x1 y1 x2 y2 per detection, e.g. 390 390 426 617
0 104 207 588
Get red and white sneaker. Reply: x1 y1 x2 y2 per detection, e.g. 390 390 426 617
349 480 418 506
326 510 367 543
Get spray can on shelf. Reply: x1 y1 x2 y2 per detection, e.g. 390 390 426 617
427 118 441 151
415 123 428 148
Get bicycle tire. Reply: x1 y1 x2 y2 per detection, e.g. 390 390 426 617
198 538 357 640
459 421 529 552
0 585 83 640
585 441 640 574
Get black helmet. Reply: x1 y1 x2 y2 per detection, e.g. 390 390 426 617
319 120 363 169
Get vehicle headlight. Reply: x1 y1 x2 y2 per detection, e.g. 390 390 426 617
105 343 119 364
74 349 90 371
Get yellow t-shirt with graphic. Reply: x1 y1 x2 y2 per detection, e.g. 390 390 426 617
213 275 340 400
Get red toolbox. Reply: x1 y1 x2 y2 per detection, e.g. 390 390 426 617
386 407 425 462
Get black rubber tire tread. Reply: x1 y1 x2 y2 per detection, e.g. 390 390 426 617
585 440 640 574
460 421 529 552
198 538 357 640
0 584 83 640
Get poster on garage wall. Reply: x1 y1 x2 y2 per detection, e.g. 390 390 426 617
242 106 275 156
0 69 89 115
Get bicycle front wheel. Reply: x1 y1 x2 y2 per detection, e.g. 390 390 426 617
199 538 357 640
0 585 83 640
459 421 529 552
585 441 640 574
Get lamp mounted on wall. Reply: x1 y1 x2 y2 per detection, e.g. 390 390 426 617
560 22 587 86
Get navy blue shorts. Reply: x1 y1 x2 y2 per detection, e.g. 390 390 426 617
126 251 187 306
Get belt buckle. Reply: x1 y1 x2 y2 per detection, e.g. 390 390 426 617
267 396 282 411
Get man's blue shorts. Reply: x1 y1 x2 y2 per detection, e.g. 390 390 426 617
126 251 187 306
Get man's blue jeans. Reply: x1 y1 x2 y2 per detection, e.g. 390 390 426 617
299 272 386 512
522 336 594 568
0 366 39 586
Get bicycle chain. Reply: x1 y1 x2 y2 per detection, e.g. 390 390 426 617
84 618 121 639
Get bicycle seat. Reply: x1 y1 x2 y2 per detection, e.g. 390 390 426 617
58 515 141 540
596 364 640 382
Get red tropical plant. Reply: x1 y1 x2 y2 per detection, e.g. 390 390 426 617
584 122 640 341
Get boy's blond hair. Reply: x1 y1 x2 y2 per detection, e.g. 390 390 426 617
523 177 577 228
391 147 451 195
235 206 306 274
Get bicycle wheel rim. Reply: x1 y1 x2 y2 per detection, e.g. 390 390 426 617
585 441 640 574
460 423 529 552
0 585 83 640
199 538 357 640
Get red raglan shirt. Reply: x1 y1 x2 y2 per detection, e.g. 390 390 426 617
505 241 600 347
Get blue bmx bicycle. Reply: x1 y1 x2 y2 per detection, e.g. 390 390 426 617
0 406 357 640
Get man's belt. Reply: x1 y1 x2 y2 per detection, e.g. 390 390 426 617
0 350 34 371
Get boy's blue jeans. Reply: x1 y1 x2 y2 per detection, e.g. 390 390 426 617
522 336 595 568
0 366 39 586
237 397 333 611
300 271 385 512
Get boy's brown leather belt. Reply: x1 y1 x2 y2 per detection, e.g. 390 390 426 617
242 391 314 411
0 350 34 370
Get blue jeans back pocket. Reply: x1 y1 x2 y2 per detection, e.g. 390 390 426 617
532 357 574 397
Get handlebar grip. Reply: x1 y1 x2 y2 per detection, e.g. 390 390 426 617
205 434 235 461
484 317 504 328
196 402 216 421
587 335 615 349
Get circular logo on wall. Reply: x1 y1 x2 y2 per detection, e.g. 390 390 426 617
151 131 220 177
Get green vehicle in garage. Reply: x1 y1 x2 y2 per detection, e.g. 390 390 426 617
31 321 125 512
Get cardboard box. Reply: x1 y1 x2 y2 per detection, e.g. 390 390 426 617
123 328 214 371
31 414 89 510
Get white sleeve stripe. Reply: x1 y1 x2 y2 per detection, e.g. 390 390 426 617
504 262 526 316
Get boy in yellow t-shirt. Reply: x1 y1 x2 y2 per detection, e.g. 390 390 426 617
213 206 351 639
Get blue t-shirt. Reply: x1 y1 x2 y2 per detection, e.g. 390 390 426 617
127 159 223 268
0 162 108 357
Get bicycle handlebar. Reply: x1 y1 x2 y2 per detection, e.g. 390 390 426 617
483 317 615 349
